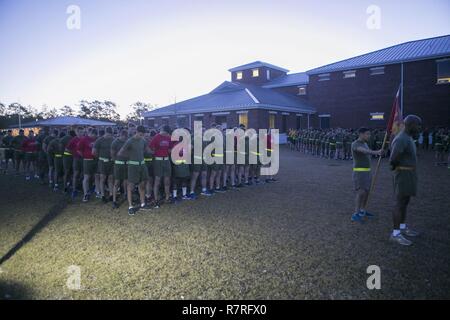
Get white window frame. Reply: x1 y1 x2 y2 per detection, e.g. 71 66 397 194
236 71 243 80
266 69 270 80
318 73 330 81
343 70 356 78
436 58 450 84
370 66 385 76
252 68 259 77
297 85 307 95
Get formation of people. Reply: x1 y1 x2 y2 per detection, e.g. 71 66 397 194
287 127 450 166
0 124 276 216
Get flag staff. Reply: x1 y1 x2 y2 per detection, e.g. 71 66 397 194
364 85 402 208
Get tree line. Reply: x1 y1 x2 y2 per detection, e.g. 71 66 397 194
0 101 156 128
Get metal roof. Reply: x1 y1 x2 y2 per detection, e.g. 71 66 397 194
228 61 290 73
262 72 309 88
10 116 117 128
307 35 450 74
143 81 315 117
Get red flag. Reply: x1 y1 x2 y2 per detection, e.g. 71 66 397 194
386 86 403 136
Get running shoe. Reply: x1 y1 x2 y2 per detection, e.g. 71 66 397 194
389 233 412 246
201 190 213 196
187 193 197 200
112 201 119 209
351 212 364 223
128 207 137 216
401 227 420 237
360 210 375 218
82 194 89 203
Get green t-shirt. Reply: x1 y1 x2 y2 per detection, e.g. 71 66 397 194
351 139 371 169
94 135 114 159
121 136 145 162
47 138 63 155
111 138 127 161
390 131 417 167
11 135 25 150
60 135 72 150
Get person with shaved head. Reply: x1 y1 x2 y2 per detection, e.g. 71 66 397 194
389 115 422 246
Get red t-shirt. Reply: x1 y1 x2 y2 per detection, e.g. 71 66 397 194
77 136 96 159
22 137 37 153
67 136 81 159
149 134 172 157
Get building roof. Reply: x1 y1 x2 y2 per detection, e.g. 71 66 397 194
262 72 309 88
11 116 117 128
228 61 290 73
307 35 450 74
144 81 315 117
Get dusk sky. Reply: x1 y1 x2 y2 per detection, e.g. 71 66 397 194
1 0 449 117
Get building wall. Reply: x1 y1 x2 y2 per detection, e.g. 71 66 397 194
307 58 450 129
231 67 286 85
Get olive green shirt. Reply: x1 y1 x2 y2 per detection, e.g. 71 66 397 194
351 139 371 169
111 138 127 161
390 131 417 167
121 136 146 162
94 135 114 159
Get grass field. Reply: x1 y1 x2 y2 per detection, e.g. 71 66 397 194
0 147 449 300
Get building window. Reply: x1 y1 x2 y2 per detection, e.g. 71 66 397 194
437 59 450 84
297 85 307 95
147 119 155 128
238 113 248 128
236 71 243 80
269 114 276 129
343 70 356 78
266 69 270 80
318 73 330 81
252 68 259 77
370 66 385 76
177 116 187 128
370 113 385 121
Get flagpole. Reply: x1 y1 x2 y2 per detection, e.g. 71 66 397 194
364 130 388 208
364 84 401 209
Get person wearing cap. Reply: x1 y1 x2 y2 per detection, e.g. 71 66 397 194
350 127 383 223
111 129 129 209
118 125 152 215
389 115 422 246
149 125 173 208
93 127 115 203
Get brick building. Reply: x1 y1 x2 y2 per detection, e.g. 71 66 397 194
144 35 450 131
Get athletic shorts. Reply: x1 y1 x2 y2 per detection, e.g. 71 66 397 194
145 159 154 177
25 152 37 162
128 163 149 184
98 159 113 176
153 159 172 177
54 156 64 177
5 149 14 159
191 163 207 173
83 159 97 176
173 162 190 178
114 163 127 181
63 155 73 173
73 158 83 172
352 171 371 191
393 169 417 197
14 150 24 161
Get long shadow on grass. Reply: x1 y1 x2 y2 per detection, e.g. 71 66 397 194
0 200 68 266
